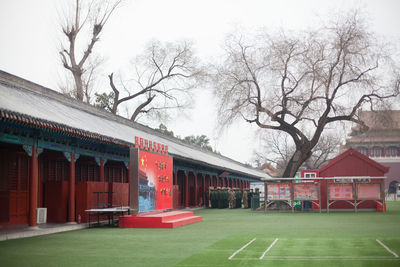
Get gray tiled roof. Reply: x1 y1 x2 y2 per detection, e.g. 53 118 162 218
0 70 269 179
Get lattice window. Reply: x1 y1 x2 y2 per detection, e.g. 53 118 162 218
43 159 69 182
0 154 7 191
76 157 99 182
7 156 18 190
356 146 368 156
105 161 127 183
19 155 28 190
386 146 399 157
370 146 383 157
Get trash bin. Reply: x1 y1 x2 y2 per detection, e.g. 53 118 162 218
251 196 260 210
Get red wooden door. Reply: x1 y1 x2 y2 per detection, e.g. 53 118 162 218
3 152 29 224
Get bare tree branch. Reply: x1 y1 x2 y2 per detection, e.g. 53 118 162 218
213 10 399 177
58 0 122 101
96 40 204 121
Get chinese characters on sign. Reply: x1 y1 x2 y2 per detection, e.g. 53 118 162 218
138 148 173 212
135 136 168 154
328 183 353 200
267 183 291 200
356 184 381 199
293 183 319 200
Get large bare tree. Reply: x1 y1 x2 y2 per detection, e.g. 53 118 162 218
95 40 203 121
254 131 340 176
213 11 400 177
59 0 121 102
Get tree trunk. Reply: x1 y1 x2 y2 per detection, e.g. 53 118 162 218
282 147 312 177
73 72 84 101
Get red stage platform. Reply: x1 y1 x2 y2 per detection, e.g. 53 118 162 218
118 211 202 228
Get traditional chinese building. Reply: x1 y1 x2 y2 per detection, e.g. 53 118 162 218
0 70 267 227
319 148 388 210
342 110 400 192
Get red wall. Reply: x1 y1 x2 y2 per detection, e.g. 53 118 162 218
45 181 68 222
8 191 28 225
75 182 109 222
0 191 28 225
0 191 9 222
110 182 129 207
75 181 129 223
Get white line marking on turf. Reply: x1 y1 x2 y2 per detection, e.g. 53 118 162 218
228 237 256 260
231 256 398 261
259 238 279 260
376 239 399 258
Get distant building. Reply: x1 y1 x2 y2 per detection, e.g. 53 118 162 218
342 110 400 192
259 162 279 177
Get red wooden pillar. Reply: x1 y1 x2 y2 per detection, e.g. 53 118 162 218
68 152 75 222
99 157 105 182
29 146 38 227
222 177 225 187
185 171 189 207
202 174 206 206
194 173 198 206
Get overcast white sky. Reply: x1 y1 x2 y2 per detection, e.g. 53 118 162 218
0 0 399 164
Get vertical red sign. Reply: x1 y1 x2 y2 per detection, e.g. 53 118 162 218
138 150 173 211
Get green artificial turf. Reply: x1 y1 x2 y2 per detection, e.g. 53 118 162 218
1 202 400 267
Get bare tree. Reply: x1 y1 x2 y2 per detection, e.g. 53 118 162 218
254 132 292 175
254 131 340 176
213 10 399 177
59 0 121 102
95 40 203 121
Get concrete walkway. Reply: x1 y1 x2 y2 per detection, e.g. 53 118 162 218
0 223 88 241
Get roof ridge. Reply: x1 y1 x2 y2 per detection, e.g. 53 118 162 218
319 147 389 173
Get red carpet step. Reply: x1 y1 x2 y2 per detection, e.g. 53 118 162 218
119 211 202 228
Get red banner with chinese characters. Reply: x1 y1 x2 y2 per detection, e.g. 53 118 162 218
293 183 319 200
267 183 291 200
328 183 353 200
357 183 381 200
138 150 173 211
